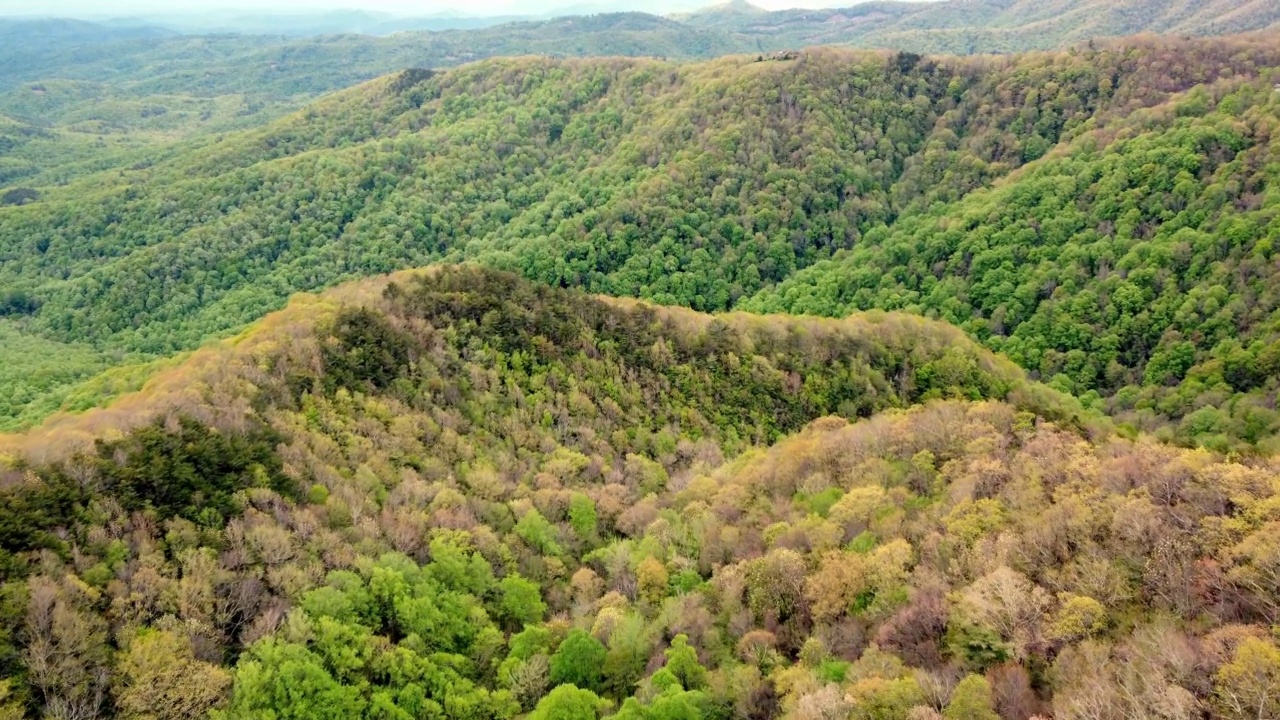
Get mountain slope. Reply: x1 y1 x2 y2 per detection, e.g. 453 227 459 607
0 265 1086 460
693 0 1280 53
745 69 1280 451
4 0 1280 99
0 14 745 97
4 1 1277 194
2 37 1279 447
0 268 1276 720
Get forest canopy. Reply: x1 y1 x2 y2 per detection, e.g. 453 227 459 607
0 268 1273 720
4 5 1280 718
2 36 1280 449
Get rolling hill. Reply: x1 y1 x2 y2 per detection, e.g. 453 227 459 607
2 36 1279 451
5 0 1277 196
5 8 1280 718
0 267 1275 719
688 0 1280 53
5 0 1280 100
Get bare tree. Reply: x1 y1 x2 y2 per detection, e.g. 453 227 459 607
23 577 110 720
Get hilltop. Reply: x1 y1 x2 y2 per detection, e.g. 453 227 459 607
0 265 1084 460
0 267 1277 719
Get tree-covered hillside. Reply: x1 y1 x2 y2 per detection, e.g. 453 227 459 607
745 65 1280 451
0 13 752 194
709 0 1280 55
2 37 1279 450
5 0 1277 194
0 15 744 98
0 80 300 189
0 14 743 192
1 268 1278 720
6 0 1280 100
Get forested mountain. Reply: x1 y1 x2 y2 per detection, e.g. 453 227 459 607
5 0 1277 195
140 9 530 36
0 19 177 85
2 267 1279 720
744 49 1280 452
0 13 741 188
6 5 1280 717
685 0 1280 54
5 0 1280 98
0 81 299 189
3 36 1280 452
1 11 729 98
0 14 737 98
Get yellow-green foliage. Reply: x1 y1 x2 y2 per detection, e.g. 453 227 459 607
0 269 1273 719
4 38 1279 445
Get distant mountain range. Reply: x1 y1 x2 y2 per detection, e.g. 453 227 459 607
2 0 1277 98
140 9 533 36
6 0 1280 47
5 1 718 36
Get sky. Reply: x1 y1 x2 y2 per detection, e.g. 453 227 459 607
0 0 856 17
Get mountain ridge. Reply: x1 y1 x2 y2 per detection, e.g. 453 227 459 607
3 37 1279 449
0 265 1093 463
6 10 1280 720
4 0 1280 98
1 266 1277 720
